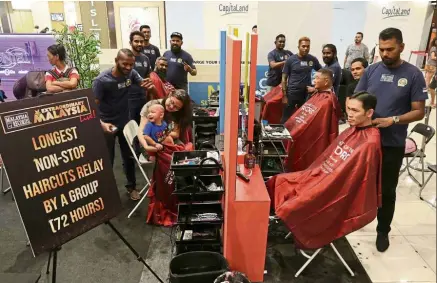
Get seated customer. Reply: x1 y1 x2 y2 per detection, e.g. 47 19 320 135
267 92 381 249
149 57 176 99
284 68 342 172
45 44 79 93
143 104 174 161
137 89 193 226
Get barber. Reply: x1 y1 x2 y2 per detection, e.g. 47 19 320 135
92 49 155 201
322 44 341 96
281 36 321 123
266 34 293 92
163 32 197 93
129 31 152 124
355 28 427 252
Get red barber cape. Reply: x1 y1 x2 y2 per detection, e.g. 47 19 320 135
261 86 283 124
266 126 382 249
285 90 342 172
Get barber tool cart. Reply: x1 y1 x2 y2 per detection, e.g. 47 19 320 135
259 123 292 180
192 106 219 150
171 150 225 255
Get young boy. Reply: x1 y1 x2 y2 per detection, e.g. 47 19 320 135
143 104 173 161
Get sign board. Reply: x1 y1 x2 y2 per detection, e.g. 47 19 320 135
0 34 55 100
0 89 122 256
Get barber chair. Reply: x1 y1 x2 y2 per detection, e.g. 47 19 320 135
419 164 436 208
283 232 355 277
399 122 435 188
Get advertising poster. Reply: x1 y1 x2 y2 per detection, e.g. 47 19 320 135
119 7 161 49
0 34 55 101
0 89 122 256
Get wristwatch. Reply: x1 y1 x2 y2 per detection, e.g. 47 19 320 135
392 116 400 124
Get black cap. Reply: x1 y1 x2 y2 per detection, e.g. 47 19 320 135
170 32 183 40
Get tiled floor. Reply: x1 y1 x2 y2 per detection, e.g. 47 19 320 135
345 106 437 283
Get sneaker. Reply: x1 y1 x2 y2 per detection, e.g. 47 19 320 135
376 233 390 252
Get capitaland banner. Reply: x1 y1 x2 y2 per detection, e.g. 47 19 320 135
381 5 411 19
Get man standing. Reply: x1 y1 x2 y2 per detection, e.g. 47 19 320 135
281 37 322 123
129 31 152 124
266 34 293 92
322 44 342 95
140 25 161 70
344 32 370 69
163 32 197 93
346 57 368 100
355 28 427 252
252 25 257 33
93 49 155 201
149 57 176 99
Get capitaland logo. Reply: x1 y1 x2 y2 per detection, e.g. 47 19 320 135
382 6 411 19
219 3 249 16
34 101 89 124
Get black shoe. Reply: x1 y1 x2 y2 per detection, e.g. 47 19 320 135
376 233 390 252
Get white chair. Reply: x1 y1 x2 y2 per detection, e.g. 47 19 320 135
123 120 153 218
284 232 355 277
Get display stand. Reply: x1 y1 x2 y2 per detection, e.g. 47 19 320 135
222 35 270 283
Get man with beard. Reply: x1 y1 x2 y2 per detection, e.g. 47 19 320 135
284 68 342 172
267 91 381 250
321 44 341 95
281 37 322 123
140 25 161 70
163 32 197 93
93 49 156 201
266 34 293 92
149 57 176 99
355 28 427 252
346 57 368 102
129 31 152 124
344 32 369 69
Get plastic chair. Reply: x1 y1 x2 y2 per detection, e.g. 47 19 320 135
419 164 436 208
284 232 354 277
123 120 153 218
399 123 435 187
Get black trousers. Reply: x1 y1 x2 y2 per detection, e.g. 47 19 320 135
281 98 304 124
128 97 147 125
376 146 405 235
104 127 136 190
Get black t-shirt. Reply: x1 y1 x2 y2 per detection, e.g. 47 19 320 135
346 80 359 97
92 68 143 127
143 44 161 70
266 49 293 87
129 54 151 98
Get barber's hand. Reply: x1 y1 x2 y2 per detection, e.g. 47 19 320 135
183 62 192 73
282 93 288 105
101 121 115 133
372 117 394 128
307 86 315 93
140 78 155 90
155 143 163 151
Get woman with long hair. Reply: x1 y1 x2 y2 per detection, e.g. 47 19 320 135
137 89 193 226
425 37 437 108
45 44 80 93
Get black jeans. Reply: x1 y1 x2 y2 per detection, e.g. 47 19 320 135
128 97 147 125
376 146 405 235
281 98 304 124
104 127 136 190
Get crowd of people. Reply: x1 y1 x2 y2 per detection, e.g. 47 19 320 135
40 25 431 255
